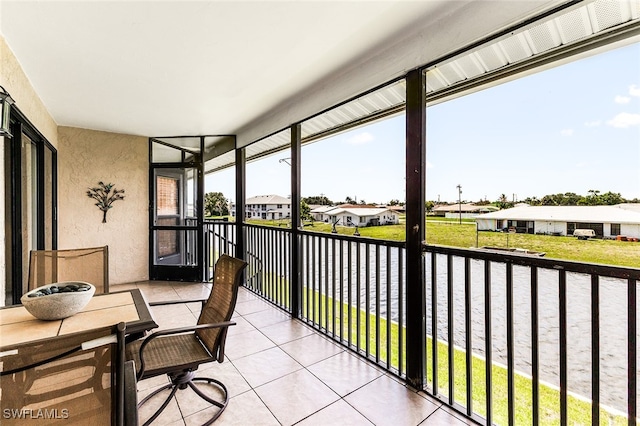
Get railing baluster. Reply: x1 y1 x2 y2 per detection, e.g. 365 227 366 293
398 247 404 376
366 243 371 357
284 230 287 307
559 269 567 426
447 254 454 404
311 236 322 326
311 237 322 327
325 238 329 332
356 242 361 352
484 260 493 425
465 257 472 416
272 229 276 304
629 278 637 426
339 239 344 343
375 244 381 363
431 251 438 395
254 227 259 292
591 274 600 426
260 227 265 293
506 262 514 426
386 245 391 369
267 228 272 299
531 265 539 426
304 236 312 321
347 241 353 346
279 230 283 306
331 239 336 338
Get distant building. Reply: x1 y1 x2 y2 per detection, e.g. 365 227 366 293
431 203 499 219
476 204 640 238
309 205 335 221
231 195 291 220
310 204 399 226
377 204 406 214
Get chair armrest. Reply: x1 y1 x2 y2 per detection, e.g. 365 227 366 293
135 321 236 379
149 298 207 307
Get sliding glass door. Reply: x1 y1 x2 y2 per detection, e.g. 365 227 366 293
4 115 56 305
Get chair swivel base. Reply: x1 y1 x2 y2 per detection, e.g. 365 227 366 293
138 371 229 426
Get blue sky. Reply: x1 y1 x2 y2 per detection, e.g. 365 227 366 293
206 42 640 204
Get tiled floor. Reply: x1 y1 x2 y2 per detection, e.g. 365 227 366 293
113 281 475 426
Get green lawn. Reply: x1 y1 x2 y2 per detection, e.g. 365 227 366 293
257 279 628 425
236 216 637 424
297 219 640 268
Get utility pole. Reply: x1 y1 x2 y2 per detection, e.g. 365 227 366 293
457 184 462 224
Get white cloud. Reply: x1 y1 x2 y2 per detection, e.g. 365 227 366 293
607 112 640 128
615 95 631 104
346 132 374 145
629 84 640 97
560 128 574 136
427 161 434 169
584 120 601 127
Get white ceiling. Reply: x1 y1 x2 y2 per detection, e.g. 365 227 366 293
0 0 563 144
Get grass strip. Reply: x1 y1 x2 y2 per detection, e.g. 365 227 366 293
259 278 629 426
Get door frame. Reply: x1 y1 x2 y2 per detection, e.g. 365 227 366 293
5 108 57 305
148 138 204 282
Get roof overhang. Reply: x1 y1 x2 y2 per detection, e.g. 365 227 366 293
1 0 565 144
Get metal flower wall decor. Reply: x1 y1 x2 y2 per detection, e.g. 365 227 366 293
87 182 125 223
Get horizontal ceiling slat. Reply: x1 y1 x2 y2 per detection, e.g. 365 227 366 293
206 0 639 175
425 0 637 101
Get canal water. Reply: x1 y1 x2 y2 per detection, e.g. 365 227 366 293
301 242 638 414
426 255 636 415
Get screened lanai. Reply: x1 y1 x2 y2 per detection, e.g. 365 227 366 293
1 1 639 425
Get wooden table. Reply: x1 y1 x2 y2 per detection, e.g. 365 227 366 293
0 289 155 424
0 289 157 349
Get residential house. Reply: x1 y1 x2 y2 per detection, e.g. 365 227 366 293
309 205 335 222
431 203 499 219
231 195 291 220
476 204 640 238
311 204 399 227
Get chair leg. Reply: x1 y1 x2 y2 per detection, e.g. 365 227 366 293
137 383 179 426
137 374 229 425
188 377 229 425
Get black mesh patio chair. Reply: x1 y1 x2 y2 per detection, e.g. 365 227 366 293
28 246 109 294
125 254 247 426
0 322 134 425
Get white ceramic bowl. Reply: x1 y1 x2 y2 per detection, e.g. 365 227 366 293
21 282 96 320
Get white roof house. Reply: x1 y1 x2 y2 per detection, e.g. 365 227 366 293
311 205 399 227
231 195 292 220
309 205 336 221
245 195 291 206
431 203 499 219
476 204 640 238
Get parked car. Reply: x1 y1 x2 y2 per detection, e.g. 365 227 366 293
573 229 596 240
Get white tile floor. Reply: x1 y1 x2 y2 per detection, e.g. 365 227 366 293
113 281 477 426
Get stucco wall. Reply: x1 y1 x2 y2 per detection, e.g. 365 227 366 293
1 35 59 305
57 127 148 284
0 36 58 147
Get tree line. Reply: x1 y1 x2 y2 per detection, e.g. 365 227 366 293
204 191 312 219
205 189 637 217
511 190 635 209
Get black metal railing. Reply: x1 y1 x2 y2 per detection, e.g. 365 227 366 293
299 231 406 375
422 243 639 426
243 223 292 311
203 220 237 281
204 220 638 425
